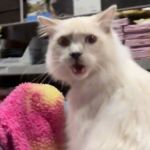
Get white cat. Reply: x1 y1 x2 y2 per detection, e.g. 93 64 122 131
38 5 150 150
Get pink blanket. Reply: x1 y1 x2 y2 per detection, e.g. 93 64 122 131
0 83 65 150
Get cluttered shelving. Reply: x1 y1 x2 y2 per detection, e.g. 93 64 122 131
0 2 150 99
114 5 150 61
1 59 150 76
2 5 150 76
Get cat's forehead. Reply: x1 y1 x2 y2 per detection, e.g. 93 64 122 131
56 17 98 35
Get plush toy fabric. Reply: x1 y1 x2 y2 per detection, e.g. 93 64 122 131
0 83 65 150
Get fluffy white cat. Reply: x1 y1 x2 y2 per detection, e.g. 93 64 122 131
38 5 150 150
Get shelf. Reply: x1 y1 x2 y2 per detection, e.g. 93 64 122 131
118 4 150 11
0 64 46 75
0 58 150 76
0 21 37 28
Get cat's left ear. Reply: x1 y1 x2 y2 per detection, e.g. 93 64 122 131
96 5 117 33
38 16 61 37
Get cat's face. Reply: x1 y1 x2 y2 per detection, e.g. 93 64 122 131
38 5 117 85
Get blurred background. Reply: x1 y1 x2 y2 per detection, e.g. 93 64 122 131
0 0 150 99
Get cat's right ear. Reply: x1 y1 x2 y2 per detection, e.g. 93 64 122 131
38 16 60 37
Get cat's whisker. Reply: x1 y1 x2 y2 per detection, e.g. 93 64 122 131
38 25 51 37
47 76 54 84
40 74 49 84
31 74 47 83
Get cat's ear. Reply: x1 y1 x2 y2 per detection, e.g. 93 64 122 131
96 5 117 33
38 16 60 37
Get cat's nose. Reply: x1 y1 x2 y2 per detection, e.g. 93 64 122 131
70 52 82 60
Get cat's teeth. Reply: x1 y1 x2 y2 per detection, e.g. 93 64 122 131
71 64 86 75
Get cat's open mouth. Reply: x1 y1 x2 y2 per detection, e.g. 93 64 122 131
71 63 86 75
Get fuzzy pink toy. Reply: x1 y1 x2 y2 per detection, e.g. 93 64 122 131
0 83 65 150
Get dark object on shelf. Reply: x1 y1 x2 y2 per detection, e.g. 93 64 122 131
101 0 116 10
0 40 26 58
0 0 27 24
52 0 73 16
0 22 38 58
1 22 38 43
29 37 48 64
117 0 150 9
1 48 25 58
102 0 150 10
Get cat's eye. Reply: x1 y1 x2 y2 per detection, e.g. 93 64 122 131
58 36 70 47
85 34 97 44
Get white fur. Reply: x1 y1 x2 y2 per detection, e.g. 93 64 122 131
39 5 150 150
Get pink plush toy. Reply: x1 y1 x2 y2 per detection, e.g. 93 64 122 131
0 83 66 150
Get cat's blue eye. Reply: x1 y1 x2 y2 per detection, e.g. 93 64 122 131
58 36 70 47
85 34 97 44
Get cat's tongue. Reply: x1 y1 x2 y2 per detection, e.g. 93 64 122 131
71 64 86 75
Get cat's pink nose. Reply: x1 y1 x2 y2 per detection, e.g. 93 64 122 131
70 52 82 60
